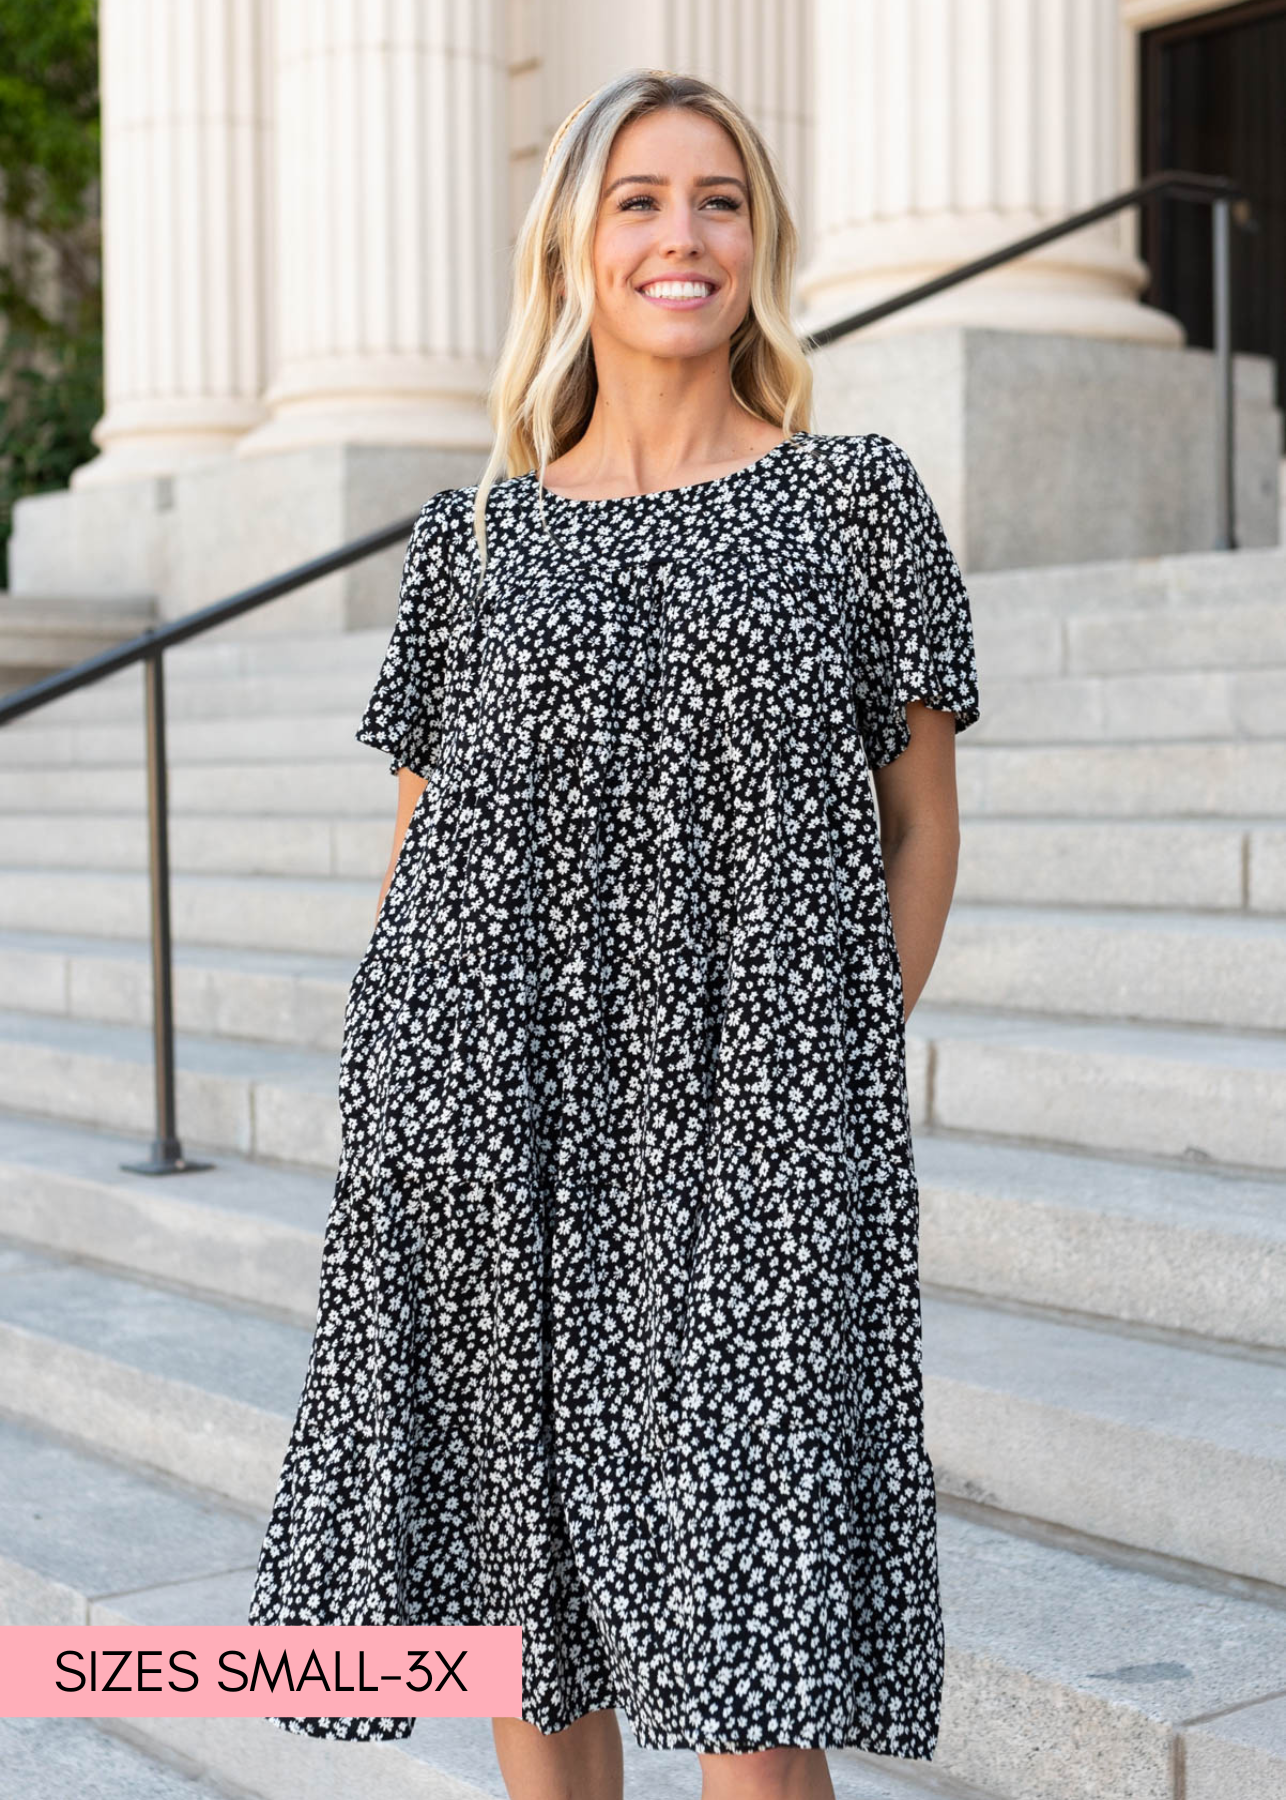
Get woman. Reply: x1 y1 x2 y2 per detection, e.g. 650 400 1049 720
248 68 980 1800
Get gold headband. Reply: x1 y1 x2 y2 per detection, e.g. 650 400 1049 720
540 70 680 179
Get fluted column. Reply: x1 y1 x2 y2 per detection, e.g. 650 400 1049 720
236 0 506 459
74 0 271 490
798 0 1183 345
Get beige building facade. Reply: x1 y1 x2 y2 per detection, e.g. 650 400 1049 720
9 0 1280 607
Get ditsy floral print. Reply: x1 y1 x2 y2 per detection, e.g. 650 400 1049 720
247 431 981 1759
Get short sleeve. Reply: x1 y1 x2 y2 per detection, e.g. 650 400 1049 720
838 434 981 771
354 491 458 778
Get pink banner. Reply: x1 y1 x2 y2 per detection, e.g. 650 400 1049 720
0 1626 521 1719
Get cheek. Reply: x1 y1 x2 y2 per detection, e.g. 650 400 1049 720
592 244 637 300
724 225 756 272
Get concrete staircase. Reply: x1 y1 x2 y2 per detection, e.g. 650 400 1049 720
1 543 1285 1799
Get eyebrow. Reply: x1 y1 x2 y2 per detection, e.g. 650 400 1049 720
603 173 748 199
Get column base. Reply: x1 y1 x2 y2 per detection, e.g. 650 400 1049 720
233 355 496 460
808 326 1281 570
72 397 270 490
8 442 489 627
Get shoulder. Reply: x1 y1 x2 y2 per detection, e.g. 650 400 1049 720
411 471 533 546
409 481 477 537
804 430 924 501
401 481 489 579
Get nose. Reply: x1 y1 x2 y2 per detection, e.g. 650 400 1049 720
656 204 706 257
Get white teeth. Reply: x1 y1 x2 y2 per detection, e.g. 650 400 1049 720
641 282 714 299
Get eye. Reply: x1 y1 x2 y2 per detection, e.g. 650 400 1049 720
616 193 742 213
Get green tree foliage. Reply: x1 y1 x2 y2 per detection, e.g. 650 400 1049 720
0 0 101 587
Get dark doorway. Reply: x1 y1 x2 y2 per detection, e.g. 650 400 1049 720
1139 0 1286 410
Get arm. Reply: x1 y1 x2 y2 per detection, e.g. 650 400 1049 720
374 766 429 926
871 700 962 1022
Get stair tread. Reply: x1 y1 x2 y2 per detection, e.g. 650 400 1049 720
944 903 1286 936
3 1217 1284 1478
0 925 360 980
922 1292 1286 1459
914 1132 1286 1239
910 1001 1286 1065
0 1242 310 1417
0 1009 336 1086
2 997 1285 1086
0 1111 332 1233
0 1718 237 1800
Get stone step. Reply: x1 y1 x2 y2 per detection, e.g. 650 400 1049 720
908 1003 1286 1175
0 596 158 703
0 1716 246 1798
0 1415 498 1800
0 867 380 960
954 739 1286 818
964 540 1286 632
3 899 1284 1047
1 737 1282 820
0 1240 310 1512
915 1132 1286 1352
0 760 394 816
2 1368 1285 1800
5 1114 1282 1358
0 707 379 771
932 1509 1286 1800
0 808 392 877
928 904 1286 1031
0 1112 330 1326
969 663 1286 742
4 809 1285 918
2 1216 1284 1585
7 657 1286 762
974 593 1286 681
955 816 1286 913
0 928 359 1053
921 1291 1286 1588
1185 1696 1286 1800
1 999 1283 1178
0 1010 340 1171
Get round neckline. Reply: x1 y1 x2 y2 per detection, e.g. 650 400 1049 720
529 430 811 508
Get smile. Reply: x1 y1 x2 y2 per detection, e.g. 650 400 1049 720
637 280 719 309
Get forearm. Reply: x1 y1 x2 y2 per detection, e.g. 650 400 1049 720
374 767 429 926
375 860 396 927
880 823 960 1021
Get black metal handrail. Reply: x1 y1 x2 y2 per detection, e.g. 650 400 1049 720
0 168 1254 1176
0 518 419 1177
803 169 1253 553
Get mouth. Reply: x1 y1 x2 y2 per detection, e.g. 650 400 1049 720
636 278 720 311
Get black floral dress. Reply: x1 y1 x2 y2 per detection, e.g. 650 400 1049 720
246 430 981 1760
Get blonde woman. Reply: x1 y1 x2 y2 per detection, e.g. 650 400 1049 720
249 68 980 1800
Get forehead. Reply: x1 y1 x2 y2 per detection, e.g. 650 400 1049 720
604 107 743 174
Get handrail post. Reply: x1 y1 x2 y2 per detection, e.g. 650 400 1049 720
1211 195 1236 552
120 641 212 1176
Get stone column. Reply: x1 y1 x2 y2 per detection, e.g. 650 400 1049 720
74 0 272 489
235 0 507 459
798 0 1183 345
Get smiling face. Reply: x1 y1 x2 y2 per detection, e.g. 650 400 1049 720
589 106 755 361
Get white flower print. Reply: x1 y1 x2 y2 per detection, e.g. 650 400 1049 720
247 431 981 1760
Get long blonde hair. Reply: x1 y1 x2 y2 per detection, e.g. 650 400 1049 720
471 68 814 575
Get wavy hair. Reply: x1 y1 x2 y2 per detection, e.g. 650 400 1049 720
470 67 814 576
